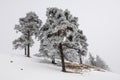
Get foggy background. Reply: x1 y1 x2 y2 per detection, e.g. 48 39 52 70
0 0 120 74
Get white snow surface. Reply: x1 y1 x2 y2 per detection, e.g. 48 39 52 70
0 53 120 80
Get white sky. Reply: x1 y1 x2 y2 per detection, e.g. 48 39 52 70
0 0 120 74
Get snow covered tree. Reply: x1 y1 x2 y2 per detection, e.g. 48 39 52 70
13 35 34 55
38 8 74 72
95 55 109 70
13 36 27 55
13 12 42 57
38 7 88 72
38 8 76 71
74 29 88 64
86 53 109 70
87 53 96 66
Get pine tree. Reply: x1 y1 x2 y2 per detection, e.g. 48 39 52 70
37 7 88 71
74 29 88 64
13 35 34 56
87 53 109 70
13 12 42 57
38 8 78 72
88 53 96 66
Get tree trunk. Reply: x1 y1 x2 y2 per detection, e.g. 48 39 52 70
27 44 30 57
52 58 56 64
25 47 26 56
51 55 56 64
79 53 82 64
27 31 30 57
59 43 66 72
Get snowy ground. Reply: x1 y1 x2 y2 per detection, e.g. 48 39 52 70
0 53 120 80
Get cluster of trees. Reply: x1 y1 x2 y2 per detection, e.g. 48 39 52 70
86 53 109 70
13 7 108 72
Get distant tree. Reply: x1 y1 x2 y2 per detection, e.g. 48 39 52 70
95 55 109 70
13 12 42 57
87 53 96 66
86 53 109 70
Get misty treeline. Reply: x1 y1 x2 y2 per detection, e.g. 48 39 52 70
13 7 109 72
86 53 109 70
